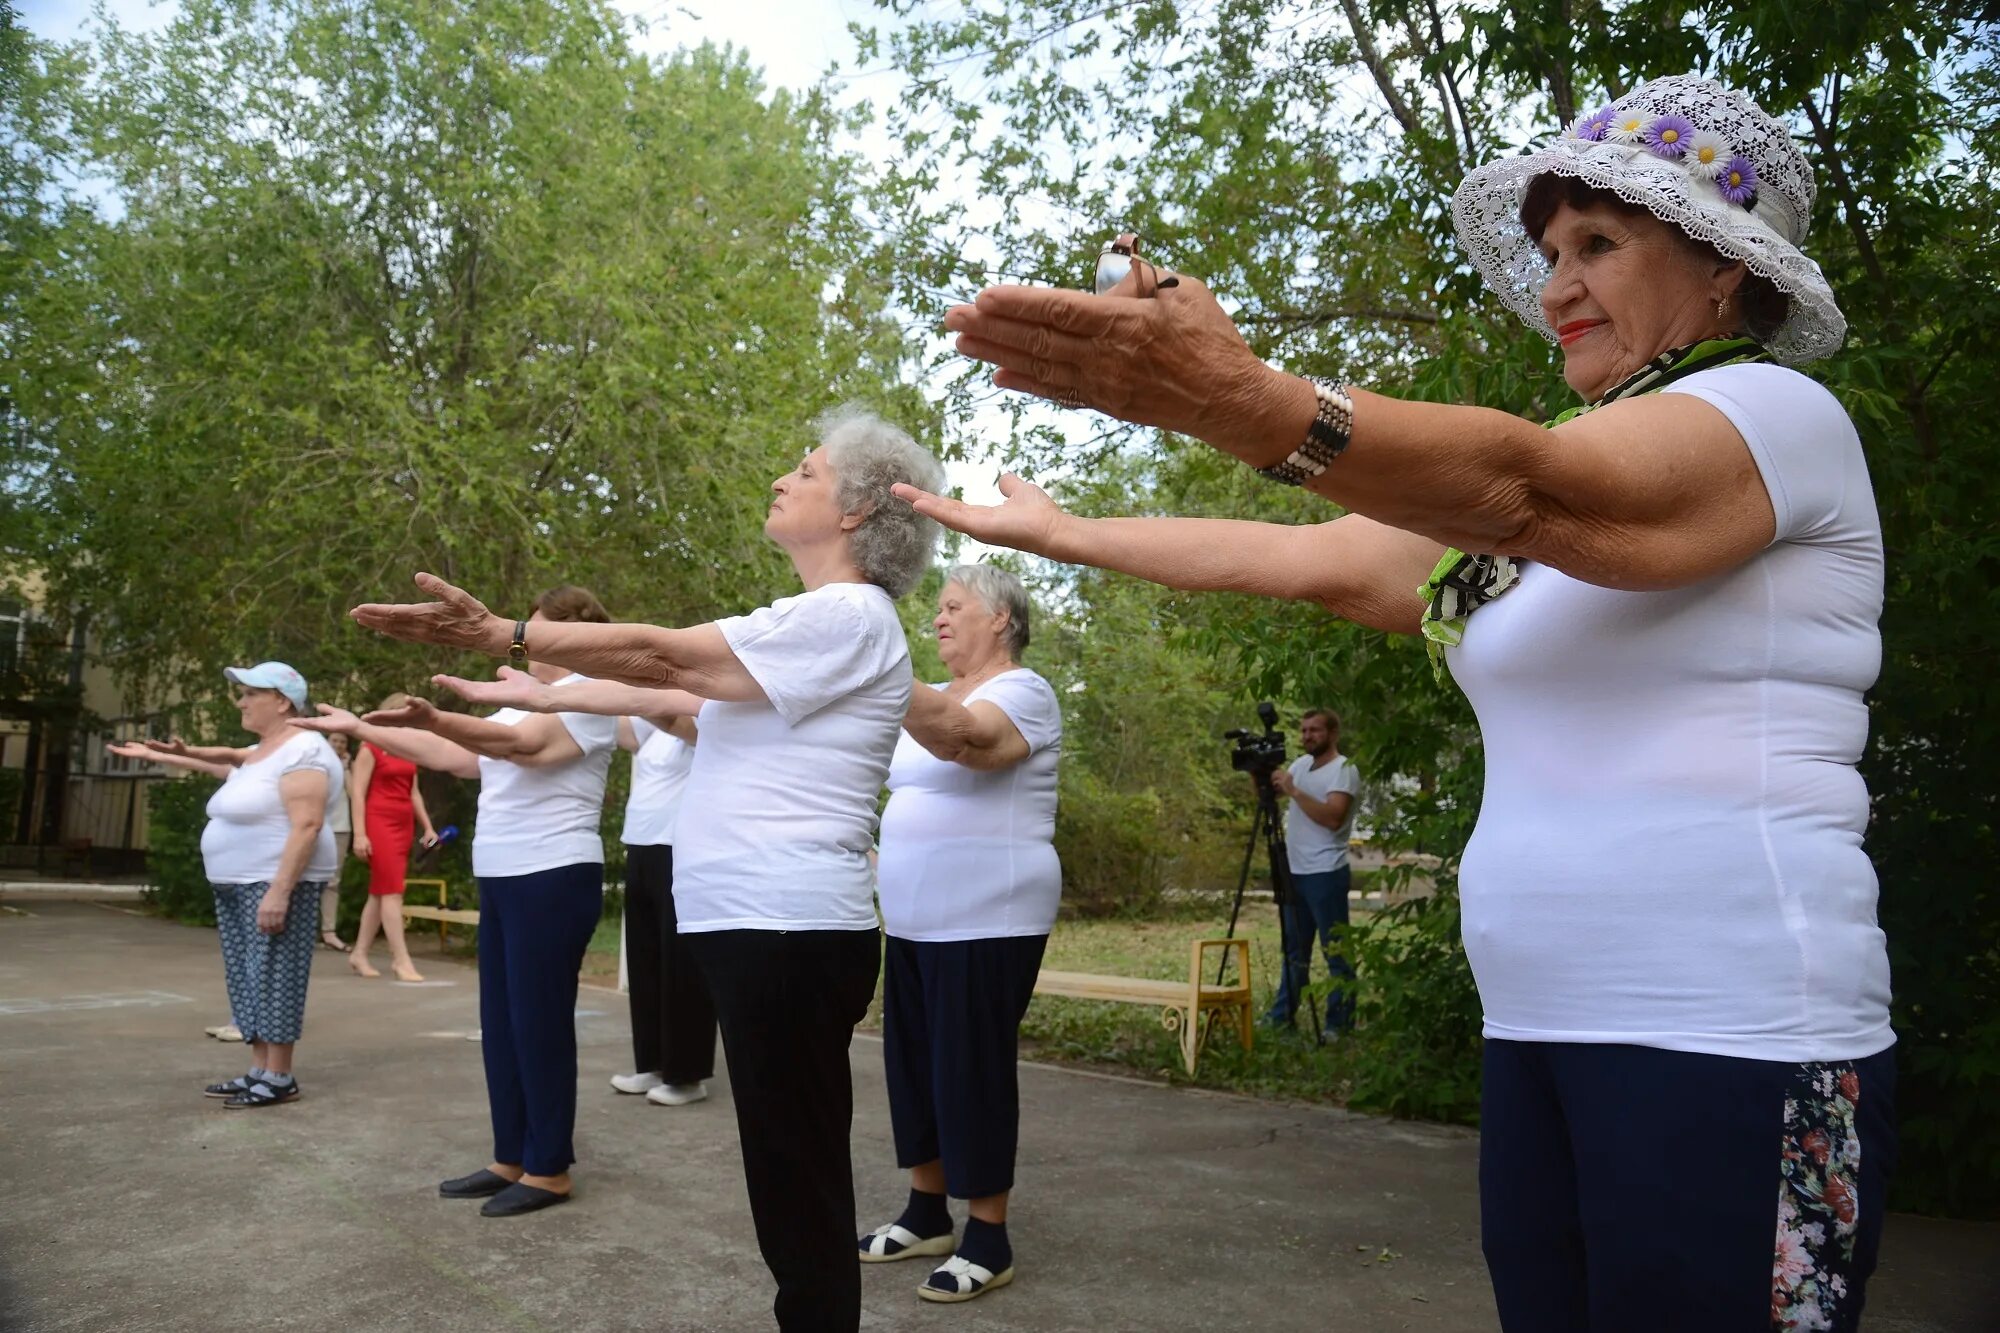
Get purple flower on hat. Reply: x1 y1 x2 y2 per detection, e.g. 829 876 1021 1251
1642 114 1694 159
1717 154 1758 206
1570 104 1615 142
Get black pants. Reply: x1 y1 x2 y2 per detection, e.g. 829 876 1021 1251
476 862 603 1177
687 928 880 1333
623 844 716 1083
1480 1039 1897 1332
881 933 1047 1199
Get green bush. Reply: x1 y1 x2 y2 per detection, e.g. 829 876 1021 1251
143 773 220 924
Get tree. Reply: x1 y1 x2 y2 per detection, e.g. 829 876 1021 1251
867 0 2000 1214
4 0 932 721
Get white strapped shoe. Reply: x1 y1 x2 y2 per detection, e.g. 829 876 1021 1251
918 1254 1015 1304
857 1222 954 1264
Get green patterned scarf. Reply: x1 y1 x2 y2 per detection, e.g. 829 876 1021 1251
1416 337 1771 677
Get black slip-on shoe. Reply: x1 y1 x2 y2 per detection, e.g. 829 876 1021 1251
439 1169 515 1199
204 1076 253 1099
480 1183 570 1217
222 1079 299 1108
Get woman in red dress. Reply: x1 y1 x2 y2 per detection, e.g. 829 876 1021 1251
348 691 439 982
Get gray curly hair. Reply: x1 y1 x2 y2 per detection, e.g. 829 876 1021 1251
818 405 947 599
943 563 1031 659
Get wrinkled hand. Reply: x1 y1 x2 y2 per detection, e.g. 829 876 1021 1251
290 703 362 736
430 664 554 714
890 472 1069 558
142 737 191 758
351 573 508 654
941 271 1274 441
352 832 373 863
363 698 440 730
256 885 292 934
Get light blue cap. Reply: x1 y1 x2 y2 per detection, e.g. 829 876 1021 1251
223 661 309 712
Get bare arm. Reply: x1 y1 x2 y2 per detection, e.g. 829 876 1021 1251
348 745 375 860
141 738 250 767
350 573 765 700
432 669 706 726
256 769 327 933
367 699 583 771
409 773 437 842
293 706 481 780
894 474 1443 636
944 280 1776 591
902 687 1033 771
106 742 233 780
1271 767 1355 830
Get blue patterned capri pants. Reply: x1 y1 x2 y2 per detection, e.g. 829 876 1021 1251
212 880 325 1044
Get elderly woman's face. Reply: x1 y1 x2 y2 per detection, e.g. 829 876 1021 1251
234 687 292 733
1536 198 1732 400
766 445 849 550
932 581 1008 672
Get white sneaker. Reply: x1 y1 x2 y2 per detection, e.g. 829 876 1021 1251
610 1071 665 1095
207 1024 244 1043
646 1081 708 1106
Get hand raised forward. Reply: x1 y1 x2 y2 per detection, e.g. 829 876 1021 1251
890 472 1071 558
431 666 555 714
352 573 508 654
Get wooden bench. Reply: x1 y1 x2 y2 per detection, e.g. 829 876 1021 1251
399 877 479 949
1033 938 1254 1075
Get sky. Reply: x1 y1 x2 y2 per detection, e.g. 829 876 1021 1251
16 0 1068 539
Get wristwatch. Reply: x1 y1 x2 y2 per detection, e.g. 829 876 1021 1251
508 620 529 666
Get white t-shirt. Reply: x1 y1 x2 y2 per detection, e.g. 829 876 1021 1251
200 731 344 885
472 674 618 878
672 583 912 933
1449 363 1892 1063
621 718 693 847
878 669 1064 941
1283 753 1360 874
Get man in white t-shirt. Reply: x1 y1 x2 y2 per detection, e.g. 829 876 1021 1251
1266 708 1361 1034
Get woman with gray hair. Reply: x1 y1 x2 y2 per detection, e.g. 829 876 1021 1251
859 563 1061 1306
349 406 945 1332
899 75 1896 1331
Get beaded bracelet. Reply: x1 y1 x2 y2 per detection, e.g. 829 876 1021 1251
1257 378 1354 485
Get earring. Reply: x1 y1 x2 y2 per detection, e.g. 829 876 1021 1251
1716 297 1729 324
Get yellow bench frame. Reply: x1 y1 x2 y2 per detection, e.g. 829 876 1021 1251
1033 938 1254 1075
398 877 479 949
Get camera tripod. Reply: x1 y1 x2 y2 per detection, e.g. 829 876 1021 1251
1221 766 1322 1045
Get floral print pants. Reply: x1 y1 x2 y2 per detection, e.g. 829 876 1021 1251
1480 1040 1896 1332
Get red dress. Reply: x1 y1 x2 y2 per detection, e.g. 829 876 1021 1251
362 742 419 895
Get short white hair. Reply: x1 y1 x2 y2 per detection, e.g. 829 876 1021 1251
943 563 1031 658
818 405 947 599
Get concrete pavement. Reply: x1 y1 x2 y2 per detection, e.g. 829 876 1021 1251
0 902 1992 1332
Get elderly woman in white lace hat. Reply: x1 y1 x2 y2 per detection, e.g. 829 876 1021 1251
893 75 1894 1331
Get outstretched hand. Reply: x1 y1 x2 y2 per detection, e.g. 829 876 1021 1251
141 737 191 758
290 703 362 735
940 271 1273 443
890 472 1071 558
363 699 441 730
351 573 508 654
105 741 157 762
431 665 553 714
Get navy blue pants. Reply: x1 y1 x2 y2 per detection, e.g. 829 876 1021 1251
1480 1040 1897 1332
882 933 1048 1199
476 862 603 1177
1266 865 1355 1032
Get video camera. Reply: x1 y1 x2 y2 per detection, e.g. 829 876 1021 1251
1224 701 1287 780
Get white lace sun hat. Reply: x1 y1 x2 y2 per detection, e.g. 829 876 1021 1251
1450 74 1845 365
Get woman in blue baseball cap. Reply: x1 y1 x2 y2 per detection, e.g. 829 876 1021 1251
129 662 347 1107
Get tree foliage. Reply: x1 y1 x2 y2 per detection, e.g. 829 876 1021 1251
868 1 2000 1213
4 0 929 711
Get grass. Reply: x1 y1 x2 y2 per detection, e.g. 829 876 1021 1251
582 891 1375 1106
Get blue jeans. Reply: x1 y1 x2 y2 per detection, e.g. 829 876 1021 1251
1265 865 1355 1033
